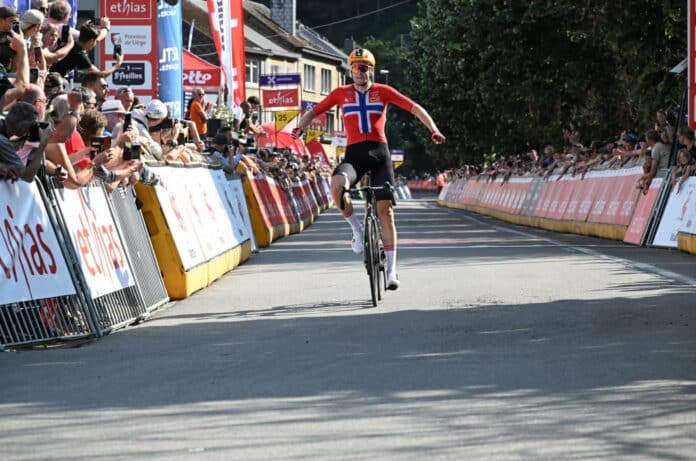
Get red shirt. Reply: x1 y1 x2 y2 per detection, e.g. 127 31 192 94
312 83 415 146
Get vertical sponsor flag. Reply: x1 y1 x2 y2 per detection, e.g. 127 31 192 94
275 110 299 132
230 0 246 103
305 128 323 144
207 0 246 106
157 0 183 118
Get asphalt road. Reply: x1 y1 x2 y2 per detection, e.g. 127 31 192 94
2 195 695 460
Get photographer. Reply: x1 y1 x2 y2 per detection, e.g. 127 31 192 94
208 133 258 175
0 101 53 182
116 99 168 160
40 23 74 67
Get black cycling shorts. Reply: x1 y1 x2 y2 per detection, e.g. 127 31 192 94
333 141 395 201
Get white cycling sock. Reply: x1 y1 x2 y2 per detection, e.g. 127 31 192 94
385 244 396 277
344 209 362 234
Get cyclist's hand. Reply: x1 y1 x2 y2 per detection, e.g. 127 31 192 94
431 130 446 144
291 127 304 140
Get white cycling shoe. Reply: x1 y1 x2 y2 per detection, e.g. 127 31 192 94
386 272 400 291
351 229 364 254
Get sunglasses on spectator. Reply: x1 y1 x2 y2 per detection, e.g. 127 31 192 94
351 63 371 73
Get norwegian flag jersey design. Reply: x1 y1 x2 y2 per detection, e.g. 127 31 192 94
312 83 416 145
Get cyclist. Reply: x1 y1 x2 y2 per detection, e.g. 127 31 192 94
293 48 446 290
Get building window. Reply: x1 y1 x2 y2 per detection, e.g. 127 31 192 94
321 69 331 94
326 112 335 134
271 64 280 74
304 64 315 92
246 59 259 84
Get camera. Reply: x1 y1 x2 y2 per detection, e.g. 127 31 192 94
123 143 142 161
113 44 122 60
28 121 49 142
12 22 19 34
90 135 111 152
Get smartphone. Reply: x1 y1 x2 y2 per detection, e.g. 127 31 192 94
123 113 132 130
28 123 40 142
90 135 111 152
113 44 122 60
12 22 19 34
33 46 41 63
124 143 141 161
29 68 38 83
61 25 69 44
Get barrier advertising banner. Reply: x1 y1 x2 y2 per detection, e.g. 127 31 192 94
210 170 251 244
0 181 76 304
624 178 664 245
155 168 237 263
55 186 135 298
226 176 257 251
652 178 696 247
157 0 183 117
678 177 696 234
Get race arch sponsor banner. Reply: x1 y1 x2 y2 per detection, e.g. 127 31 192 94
0 181 76 304
652 177 696 247
624 177 664 245
55 185 134 298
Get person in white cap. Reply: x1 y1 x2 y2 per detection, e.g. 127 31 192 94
126 99 169 160
20 9 43 39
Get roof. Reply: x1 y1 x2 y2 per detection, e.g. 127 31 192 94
244 25 301 60
245 1 346 65
183 0 346 66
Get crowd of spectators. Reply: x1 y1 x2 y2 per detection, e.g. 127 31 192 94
0 2 330 193
440 111 694 193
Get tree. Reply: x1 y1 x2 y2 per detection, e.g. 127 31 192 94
406 0 686 167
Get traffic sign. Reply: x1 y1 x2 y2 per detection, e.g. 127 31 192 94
260 73 301 87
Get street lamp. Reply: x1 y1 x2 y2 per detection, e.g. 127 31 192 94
379 69 390 85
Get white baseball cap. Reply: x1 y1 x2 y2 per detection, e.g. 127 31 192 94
145 99 168 119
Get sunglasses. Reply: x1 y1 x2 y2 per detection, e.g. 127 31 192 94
352 63 371 73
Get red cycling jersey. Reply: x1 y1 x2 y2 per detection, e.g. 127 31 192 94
312 83 416 146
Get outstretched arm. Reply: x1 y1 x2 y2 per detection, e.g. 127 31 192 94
411 104 445 143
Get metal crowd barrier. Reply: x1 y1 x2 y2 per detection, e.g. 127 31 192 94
108 186 169 313
1 176 170 349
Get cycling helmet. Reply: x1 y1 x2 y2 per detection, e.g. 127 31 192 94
348 48 376 67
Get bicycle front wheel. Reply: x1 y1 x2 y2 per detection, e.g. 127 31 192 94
365 215 379 307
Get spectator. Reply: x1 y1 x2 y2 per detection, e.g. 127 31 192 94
0 6 18 32
677 126 696 163
44 72 65 97
115 86 134 111
49 22 124 77
0 101 50 182
127 99 169 160
19 83 48 121
80 73 108 108
20 9 43 39
637 129 670 190
40 23 74 67
655 110 674 141
31 0 48 15
45 93 88 187
670 149 693 193
46 1 111 45
188 87 210 140
99 99 127 136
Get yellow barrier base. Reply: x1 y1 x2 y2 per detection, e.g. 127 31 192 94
677 232 696 255
439 201 627 241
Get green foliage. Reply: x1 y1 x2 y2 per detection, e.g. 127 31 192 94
406 0 687 166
